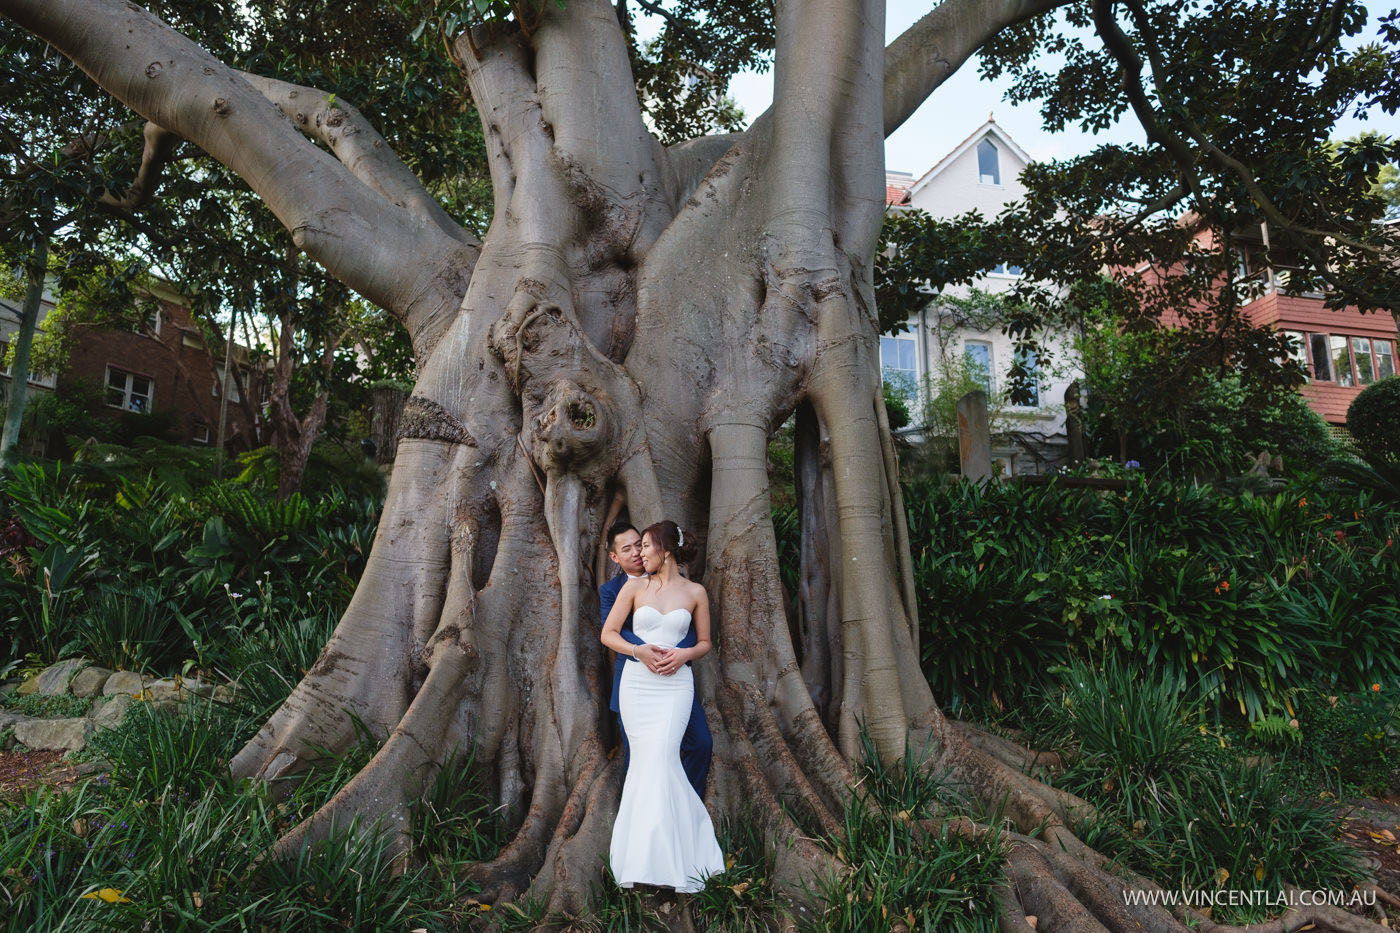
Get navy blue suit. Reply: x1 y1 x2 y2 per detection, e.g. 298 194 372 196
600 572 712 798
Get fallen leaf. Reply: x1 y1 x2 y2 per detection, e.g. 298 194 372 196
193 892 203 909
729 882 750 896
1214 867 1230 886
80 888 132 904
1369 829 1397 844
1026 916 1039 929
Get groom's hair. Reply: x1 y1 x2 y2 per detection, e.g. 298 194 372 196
606 521 639 551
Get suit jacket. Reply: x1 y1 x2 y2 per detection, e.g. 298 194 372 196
599 571 698 714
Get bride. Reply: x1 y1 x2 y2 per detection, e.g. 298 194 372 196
600 519 725 893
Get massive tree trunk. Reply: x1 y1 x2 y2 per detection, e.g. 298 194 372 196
5 0 1390 929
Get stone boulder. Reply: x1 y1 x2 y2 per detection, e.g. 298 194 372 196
144 678 185 702
102 670 146 697
69 666 114 698
13 716 93 753
35 659 89 696
90 694 134 730
15 674 39 696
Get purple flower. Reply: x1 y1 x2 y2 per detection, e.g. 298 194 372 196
1125 460 1141 470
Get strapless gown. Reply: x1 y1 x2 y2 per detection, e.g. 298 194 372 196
610 605 724 893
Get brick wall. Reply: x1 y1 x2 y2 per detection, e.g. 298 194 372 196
59 297 261 450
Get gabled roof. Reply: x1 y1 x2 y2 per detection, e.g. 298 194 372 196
908 117 1034 198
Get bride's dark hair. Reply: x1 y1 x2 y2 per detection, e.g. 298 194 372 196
641 519 697 565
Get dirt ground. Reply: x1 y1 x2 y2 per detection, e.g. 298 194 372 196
0 747 80 796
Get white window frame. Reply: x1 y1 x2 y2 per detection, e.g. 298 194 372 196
880 332 921 404
976 138 1001 186
191 422 211 445
211 367 242 403
105 365 153 413
964 340 994 395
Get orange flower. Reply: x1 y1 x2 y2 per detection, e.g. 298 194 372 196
1373 683 1382 693
1298 498 1308 508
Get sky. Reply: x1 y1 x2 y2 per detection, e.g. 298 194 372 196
707 1 1400 176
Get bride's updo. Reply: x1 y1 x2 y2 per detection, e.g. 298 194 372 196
641 519 698 565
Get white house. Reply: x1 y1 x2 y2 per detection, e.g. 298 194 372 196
882 118 1081 475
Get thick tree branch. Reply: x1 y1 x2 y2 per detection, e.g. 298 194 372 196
884 0 1069 138
238 72 478 248
97 121 179 211
1 0 477 354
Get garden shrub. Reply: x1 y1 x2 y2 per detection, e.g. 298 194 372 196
774 472 1400 720
1289 687 1400 796
1348 375 1400 465
1 449 381 675
1037 663 1363 926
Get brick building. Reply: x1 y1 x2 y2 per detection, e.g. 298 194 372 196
54 279 261 452
1145 223 1398 427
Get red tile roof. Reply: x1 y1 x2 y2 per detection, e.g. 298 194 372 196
885 184 910 206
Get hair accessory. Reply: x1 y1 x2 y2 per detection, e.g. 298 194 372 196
677 526 685 547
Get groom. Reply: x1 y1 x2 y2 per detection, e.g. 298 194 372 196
599 520 712 798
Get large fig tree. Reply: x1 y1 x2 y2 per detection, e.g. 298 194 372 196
6 0 1398 928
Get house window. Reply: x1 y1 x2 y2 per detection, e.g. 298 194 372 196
964 340 993 394
1377 340 1395 380
977 138 1001 185
105 366 152 412
211 368 241 402
989 262 1024 277
1282 331 1309 381
1353 337 1376 386
191 422 211 445
1010 347 1040 407
1331 335 1353 387
880 333 919 401
144 306 162 338
1308 333 1332 381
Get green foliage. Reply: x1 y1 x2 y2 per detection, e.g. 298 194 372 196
1034 663 1363 926
810 731 1005 932
1076 310 1334 477
1347 375 1400 466
772 473 1400 720
1 625 508 932
1288 688 1400 796
3 692 92 719
1 444 381 677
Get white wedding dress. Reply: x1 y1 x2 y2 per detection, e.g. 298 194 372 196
610 605 725 893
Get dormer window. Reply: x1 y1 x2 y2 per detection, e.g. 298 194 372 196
977 138 1001 186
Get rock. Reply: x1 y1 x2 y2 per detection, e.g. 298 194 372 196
0 709 28 732
144 678 184 702
69 666 113 698
90 694 134 730
211 685 236 704
102 671 146 697
182 679 214 698
15 674 39 696
36 659 90 696
13 716 92 753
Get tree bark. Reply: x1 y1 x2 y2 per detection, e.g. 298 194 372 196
6 1 1392 929
1 193 51 469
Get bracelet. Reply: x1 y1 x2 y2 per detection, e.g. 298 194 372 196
631 646 638 659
